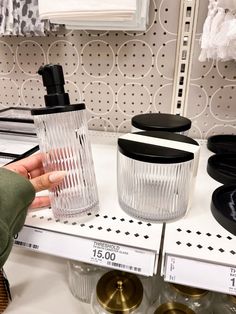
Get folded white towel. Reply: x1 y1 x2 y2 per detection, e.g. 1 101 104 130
64 0 149 31
38 0 136 20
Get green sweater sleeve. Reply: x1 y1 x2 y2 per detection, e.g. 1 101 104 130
0 168 35 269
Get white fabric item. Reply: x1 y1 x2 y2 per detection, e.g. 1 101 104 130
208 7 226 60
199 0 236 61
199 1 218 61
63 0 149 31
218 0 236 10
38 0 136 20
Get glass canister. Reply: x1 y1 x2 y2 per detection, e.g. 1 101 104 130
91 270 148 313
212 293 236 313
152 302 196 314
131 113 192 135
117 131 200 221
67 260 104 304
156 282 213 314
139 273 163 305
31 64 99 219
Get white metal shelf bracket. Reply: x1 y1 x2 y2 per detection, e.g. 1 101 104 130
171 0 200 116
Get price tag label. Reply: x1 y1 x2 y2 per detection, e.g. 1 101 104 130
88 240 156 275
165 255 236 295
14 226 156 276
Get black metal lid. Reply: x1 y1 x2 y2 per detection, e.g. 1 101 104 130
131 113 192 132
211 185 236 236
207 135 236 154
207 154 236 185
118 131 199 164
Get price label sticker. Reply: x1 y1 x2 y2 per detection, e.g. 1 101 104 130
165 255 236 295
89 240 156 276
14 227 156 276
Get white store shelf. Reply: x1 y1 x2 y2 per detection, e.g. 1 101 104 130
162 140 236 295
1 131 236 292
13 131 163 276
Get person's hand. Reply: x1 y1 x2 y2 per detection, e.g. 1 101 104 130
4 153 66 209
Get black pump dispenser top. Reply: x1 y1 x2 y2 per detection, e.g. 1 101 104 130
31 63 85 116
38 64 70 107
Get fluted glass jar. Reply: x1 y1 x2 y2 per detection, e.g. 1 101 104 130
139 273 163 305
212 293 236 313
67 260 104 304
117 131 200 221
156 282 213 314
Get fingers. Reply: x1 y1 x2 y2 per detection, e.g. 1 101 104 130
29 196 50 209
30 171 66 192
29 166 45 179
4 153 44 178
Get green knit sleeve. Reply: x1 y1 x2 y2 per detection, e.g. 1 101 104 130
0 168 35 269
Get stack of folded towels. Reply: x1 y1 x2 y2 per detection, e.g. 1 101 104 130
38 0 150 31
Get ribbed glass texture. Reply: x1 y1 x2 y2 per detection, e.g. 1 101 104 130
33 109 99 218
117 152 194 221
67 261 103 304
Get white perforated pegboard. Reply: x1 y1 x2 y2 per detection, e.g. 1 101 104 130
0 0 179 132
0 0 235 137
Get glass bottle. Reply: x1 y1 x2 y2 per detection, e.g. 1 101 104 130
157 282 213 314
67 260 104 304
213 293 236 313
31 64 99 219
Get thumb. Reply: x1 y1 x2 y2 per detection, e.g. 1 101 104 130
30 171 66 192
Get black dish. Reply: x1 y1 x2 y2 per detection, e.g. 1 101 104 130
207 135 236 154
207 153 236 185
211 185 236 236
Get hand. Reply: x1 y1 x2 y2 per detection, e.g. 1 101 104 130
4 153 66 209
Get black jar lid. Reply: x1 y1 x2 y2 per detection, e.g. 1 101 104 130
207 154 236 185
211 185 236 236
207 135 236 154
131 113 192 132
118 131 199 164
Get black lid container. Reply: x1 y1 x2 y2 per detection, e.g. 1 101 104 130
117 131 200 222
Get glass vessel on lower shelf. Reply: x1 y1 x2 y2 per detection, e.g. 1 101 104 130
139 273 163 305
91 270 148 313
154 282 213 314
67 260 104 304
212 293 236 313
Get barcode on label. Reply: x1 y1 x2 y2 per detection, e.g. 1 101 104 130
107 261 141 272
14 240 39 250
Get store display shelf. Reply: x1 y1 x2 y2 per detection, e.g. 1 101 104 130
162 140 236 295
2 131 235 290
13 131 162 276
